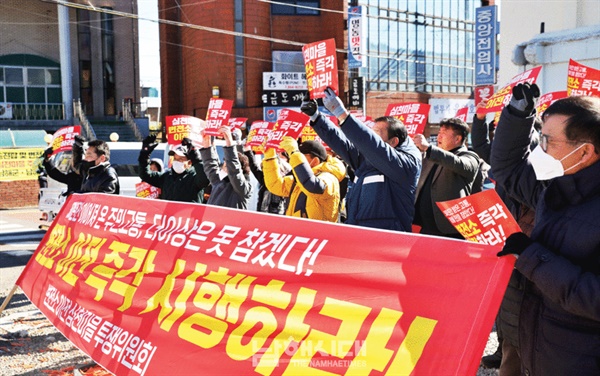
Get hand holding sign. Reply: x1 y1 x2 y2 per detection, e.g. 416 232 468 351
496 232 533 258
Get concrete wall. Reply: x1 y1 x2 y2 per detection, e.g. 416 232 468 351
497 0 600 89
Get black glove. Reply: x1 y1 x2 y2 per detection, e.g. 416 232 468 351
184 143 200 163
42 147 53 160
73 135 85 148
300 92 319 121
509 83 540 118
497 232 533 257
142 135 158 153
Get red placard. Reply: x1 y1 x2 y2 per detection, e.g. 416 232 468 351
165 115 205 147
246 121 275 153
135 181 161 199
536 91 568 117
50 125 81 155
474 85 495 106
455 107 469 122
482 66 543 114
228 117 248 130
300 125 330 151
567 59 600 97
354 114 374 128
303 39 338 99
17 193 513 376
385 102 430 137
204 99 234 136
436 189 522 246
265 109 310 150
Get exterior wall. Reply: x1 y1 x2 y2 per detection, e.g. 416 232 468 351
159 0 345 125
497 0 600 87
0 180 39 209
0 0 139 121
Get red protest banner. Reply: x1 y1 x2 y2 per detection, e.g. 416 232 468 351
385 102 430 137
482 66 542 114
50 125 81 155
303 39 338 99
265 109 310 150
228 117 247 130
536 90 568 117
165 115 205 147
246 121 275 153
205 99 234 136
17 193 512 376
567 59 600 97
135 181 161 199
436 189 522 246
455 107 469 122
474 85 495 106
300 125 330 151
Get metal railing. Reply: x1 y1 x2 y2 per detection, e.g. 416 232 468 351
73 99 96 140
0 103 64 121
121 99 143 141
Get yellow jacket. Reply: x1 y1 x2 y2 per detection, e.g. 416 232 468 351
263 152 346 222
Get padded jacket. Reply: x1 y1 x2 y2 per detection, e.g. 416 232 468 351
263 152 345 222
310 114 421 231
201 145 252 209
491 107 600 376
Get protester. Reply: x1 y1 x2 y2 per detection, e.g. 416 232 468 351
412 118 479 237
71 138 120 194
263 136 345 222
149 158 163 172
200 126 252 209
472 99 538 373
138 135 209 203
243 145 290 214
40 139 83 197
301 88 421 231
492 85 600 376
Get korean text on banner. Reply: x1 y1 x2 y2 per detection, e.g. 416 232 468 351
51 125 81 155
474 85 495 106
567 59 600 97
246 121 275 153
17 193 514 376
302 39 338 99
385 102 430 137
536 91 569 117
436 189 522 246
135 182 161 200
228 118 248 130
348 6 366 69
300 124 331 151
265 109 310 150
482 66 542 114
0 148 44 181
205 99 234 136
165 115 205 147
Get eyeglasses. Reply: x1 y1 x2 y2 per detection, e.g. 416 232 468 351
540 133 580 152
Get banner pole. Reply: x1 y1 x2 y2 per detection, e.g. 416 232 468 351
0 285 19 316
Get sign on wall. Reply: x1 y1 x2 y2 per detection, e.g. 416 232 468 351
475 6 498 85
348 6 366 69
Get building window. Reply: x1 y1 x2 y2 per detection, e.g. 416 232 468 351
364 1 475 94
271 1 320 15
77 9 93 115
0 65 62 120
101 9 116 116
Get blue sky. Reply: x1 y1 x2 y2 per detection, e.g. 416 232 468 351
138 0 160 93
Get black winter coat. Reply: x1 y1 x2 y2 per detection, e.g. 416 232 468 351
79 162 120 194
491 107 600 376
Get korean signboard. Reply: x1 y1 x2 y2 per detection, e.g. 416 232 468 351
348 6 366 69
475 6 498 85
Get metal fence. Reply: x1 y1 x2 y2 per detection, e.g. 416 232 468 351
0 103 65 121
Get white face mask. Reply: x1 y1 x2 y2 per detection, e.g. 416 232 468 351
529 144 585 180
172 161 186 174
218 170 228 180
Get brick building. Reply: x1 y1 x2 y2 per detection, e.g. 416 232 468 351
158 1 492 130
